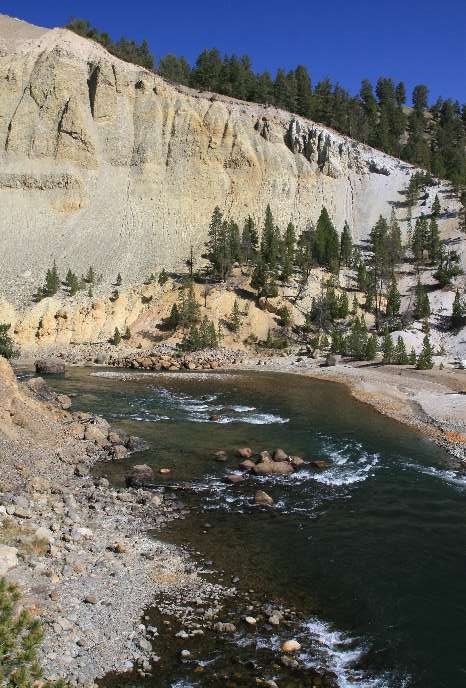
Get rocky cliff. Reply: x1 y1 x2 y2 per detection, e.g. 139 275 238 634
1 14 462 308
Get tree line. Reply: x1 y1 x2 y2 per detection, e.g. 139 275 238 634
67 19 466 187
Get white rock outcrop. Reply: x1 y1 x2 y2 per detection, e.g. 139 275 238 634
1 14 460 308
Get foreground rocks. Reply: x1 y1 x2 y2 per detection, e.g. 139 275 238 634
0 358 231 685
110 347 244 372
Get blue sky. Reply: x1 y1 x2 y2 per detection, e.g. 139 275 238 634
3 0 466 104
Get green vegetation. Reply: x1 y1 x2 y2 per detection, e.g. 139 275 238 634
180 316 221 351
416 333 434 369
0 578 65 688
451 290 465 328
66 19 153 68
227 299 242 332
0 324 18 360
109 327 122 345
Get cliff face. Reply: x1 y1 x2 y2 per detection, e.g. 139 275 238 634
3 15 458 307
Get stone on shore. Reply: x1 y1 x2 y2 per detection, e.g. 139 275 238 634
239 459 256 471
0 545 18 576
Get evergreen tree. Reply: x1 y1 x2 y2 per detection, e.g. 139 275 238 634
115 273 122 286
167 303 180 329
313 207 340 271
178 282 201 327
241 216 258 262
451 289 465 328
345 316 368 360
110 327 122 345
260 205 281 267
294 65 312 117
416 333 434 370
123 326 131 340
433 248 463 287
339 222 353 267
250 259 278 302
413 279 431 320
431 194 441 218
65 269 80 296
394 336 409 364
382 326 394 363
365 334 378 361
85 266 96 284
409 348 417 365
386 276 401 318
158 268 169 286
44 261 61 296
228 299 242 332
0 323 18 359
228 221 242 263
281 222 297 281
330 327 345 354
427 217 441 262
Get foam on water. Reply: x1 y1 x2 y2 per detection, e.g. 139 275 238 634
300 617 408 688
404 462 466 490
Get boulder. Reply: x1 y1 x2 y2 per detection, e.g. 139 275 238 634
253 461 294 476
84 425 109 447
26 377 57 403
272 448 288 461
126 464 154 487
127 435 149 452
326 353 342 367
290 456 305 468
236 447 253 459
213 450 228 462
281 639 301 653
68 422 85 439
112 445 128 460
258 450 273 463
239 459 256 471
254 490 274 506
0 545 18 576
159 468 171 475
35 359 65 376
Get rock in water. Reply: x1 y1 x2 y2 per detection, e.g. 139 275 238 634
35 359 65 376
253 461 294 476
272 448 288 461
281 639 301 653
236 447 253 459
126 464 154 486
254 490 274 506
310 460 331 470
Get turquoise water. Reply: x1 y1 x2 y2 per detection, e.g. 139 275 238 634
49 368 466 688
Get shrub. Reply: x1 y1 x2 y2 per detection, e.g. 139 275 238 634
0 324 18 360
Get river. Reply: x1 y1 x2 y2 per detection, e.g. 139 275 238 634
48 368 466 688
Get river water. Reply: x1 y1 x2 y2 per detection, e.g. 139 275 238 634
48 368 466 688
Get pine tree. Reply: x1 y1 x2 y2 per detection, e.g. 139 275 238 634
294 65 312 118
451 289 465 328
382 326 394 363
44 261 61 297
339 222 353 267
260 205 281 268
386 276 401 318
178 282 201 327
251 259 278 302
313 207 340 272
330 327 345 354
394 336 409 364
167 303 180 329
416 333 434 369
110 327 122 345
158 268 169 286
228 299 242 332
431 194 441 218
228 220 242 263
428 218 441 262
115 273 122 286
433 248 463 287
413 279 430 320
365 334 378 361
123 326 131 340
345 316 368 359
241 216 258 262
65 269 80 296
85 266 96 284
409 348 417 365
0 323 18 359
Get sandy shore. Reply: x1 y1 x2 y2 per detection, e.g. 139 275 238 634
239 355 466 462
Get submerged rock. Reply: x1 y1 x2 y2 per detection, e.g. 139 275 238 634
310 460 331 470
236 447 253 459
254 490 274 506
35 359 66 376
281 639 301 653
126 464 154 487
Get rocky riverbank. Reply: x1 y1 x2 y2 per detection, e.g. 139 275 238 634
0 357 232 685
242 354 466 463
